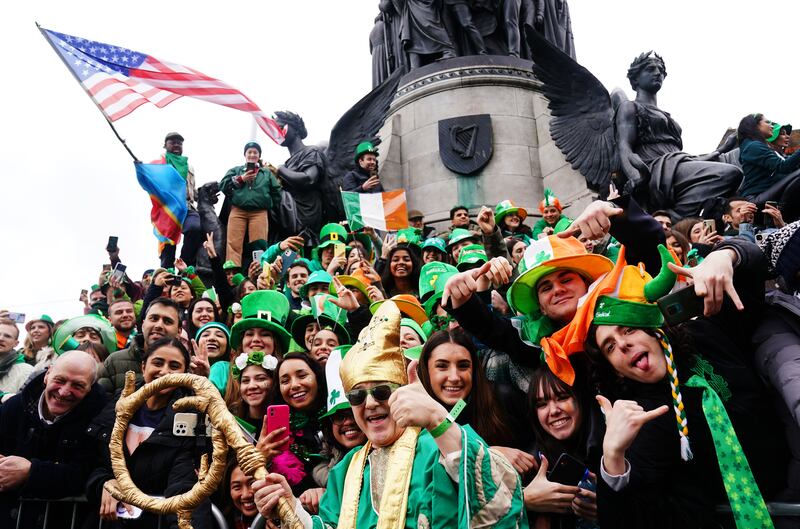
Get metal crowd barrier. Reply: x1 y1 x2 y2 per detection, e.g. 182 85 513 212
14 496 229 529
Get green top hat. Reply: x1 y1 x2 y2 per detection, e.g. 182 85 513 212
320 345 352 418
222 260 239 271
300 270 333 299
290 294 351 348
446 228 478 250
456 244 488 272
229 291 292 352
494 200 528 225
396 227 422 249
52 314 117 354
422 237 446 254
419 262 458 302
354 141 379 164
317 223 349 250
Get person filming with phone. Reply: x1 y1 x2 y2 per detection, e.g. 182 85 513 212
220 142 283 271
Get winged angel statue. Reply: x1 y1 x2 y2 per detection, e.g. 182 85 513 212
526 28 741 217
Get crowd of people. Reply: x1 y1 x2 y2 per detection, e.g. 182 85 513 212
1 110 800 529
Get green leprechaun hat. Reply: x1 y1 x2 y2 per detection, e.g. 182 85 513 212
494 199 528 225
317 223 349 250
300 270 333 300
456 244 488 272
446 228 479 250
320 345 353 418
419 261 458 302
52 314 117 354
230 291 292 352
354 141 379 164
291 293 350 348
396 227 422 249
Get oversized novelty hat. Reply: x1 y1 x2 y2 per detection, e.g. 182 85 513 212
396 227 422 249
419 262 459 302
25 314 54 332
456 244 488 272
495 200 528 225
52 314 117 354
290 293 350 348
354 141 379 163
540 245 678 385
317 223 349 250
767 123 792 143
446 228 479 250
300 270 333 299
422 237 447 254
321 345 352 418
370 294 428 327
340 301 406 392
539 188 563 212
329 268 372 300
229 291 292 352
507 235 613 316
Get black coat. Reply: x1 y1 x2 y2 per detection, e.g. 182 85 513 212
85 386 211 529
342 166 383 193
0 371 108 529
597 239 789 528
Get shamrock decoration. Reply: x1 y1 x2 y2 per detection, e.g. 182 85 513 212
533 250 551 266
330 389 341 405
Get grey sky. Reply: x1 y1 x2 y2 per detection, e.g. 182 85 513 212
2 1 796 326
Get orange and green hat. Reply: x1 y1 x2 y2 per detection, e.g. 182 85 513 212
329 268 372 300
507 235 613 316
539 188 563 212
230 291 292 351
370 294 428 327
495 199 528 225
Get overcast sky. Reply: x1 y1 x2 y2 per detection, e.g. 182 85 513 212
2 1 797 327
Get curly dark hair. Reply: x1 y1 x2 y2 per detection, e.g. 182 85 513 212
627 51 667 91
273 111 308 140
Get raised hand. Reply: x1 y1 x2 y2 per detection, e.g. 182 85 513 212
189 339 210 377
366 284 385 302
174 258 188 273
597 395 669 475
522 455 581 513
256 421 290 465
203 232 217 259
441 261 492 309
252 473 294 519
667 248 743 316
279 235 304 252
329 276 360 311
388 360 449 431
476 205 495 235
559 200 624 241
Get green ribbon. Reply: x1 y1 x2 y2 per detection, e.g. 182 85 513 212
684 375 773 529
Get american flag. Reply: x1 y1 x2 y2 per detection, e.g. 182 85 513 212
39 27 286 144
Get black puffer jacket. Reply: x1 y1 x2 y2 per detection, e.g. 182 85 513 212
85 385 211 529
0 371 107 529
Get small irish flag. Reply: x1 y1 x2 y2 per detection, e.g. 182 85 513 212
341 190 409 231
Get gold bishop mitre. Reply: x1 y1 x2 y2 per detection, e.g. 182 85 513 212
340 300 407 392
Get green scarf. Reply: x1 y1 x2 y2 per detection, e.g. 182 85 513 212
165 151 189 180
684 374 773 529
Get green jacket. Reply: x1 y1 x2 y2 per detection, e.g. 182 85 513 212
220 165 282 211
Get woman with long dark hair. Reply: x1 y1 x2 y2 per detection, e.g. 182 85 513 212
187 297 220 342
380 245 421 297
738 112 800 204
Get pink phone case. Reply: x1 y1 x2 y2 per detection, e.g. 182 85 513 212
266 405 290 444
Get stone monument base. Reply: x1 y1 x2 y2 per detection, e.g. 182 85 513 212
377 55 594 229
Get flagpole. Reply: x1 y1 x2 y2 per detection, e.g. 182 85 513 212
36 22 140 162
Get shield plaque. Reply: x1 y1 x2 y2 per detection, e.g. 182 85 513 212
438 114 493 175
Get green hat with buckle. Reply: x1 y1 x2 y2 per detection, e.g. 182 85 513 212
446 228 478 250
495 199 528 225
354 141 379 163
290 293 350 348
52 314 117 354
320 345 353 418
316 223 350 262
300 270 333 300
422 237 446 254
230 291 292 352
396 227 422 249
456 244 488 272
419 261 458 302
223 260 239 271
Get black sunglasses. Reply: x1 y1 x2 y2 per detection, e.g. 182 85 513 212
346 383 400 406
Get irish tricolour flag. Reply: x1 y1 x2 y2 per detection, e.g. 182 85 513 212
341 190 409 231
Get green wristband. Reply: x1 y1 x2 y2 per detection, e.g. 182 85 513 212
429 399 466 438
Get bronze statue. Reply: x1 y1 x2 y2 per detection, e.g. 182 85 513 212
392 0 456 67
443 0 487 56
527 29 741 217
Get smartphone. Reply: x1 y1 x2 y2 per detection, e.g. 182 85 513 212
111 263 127 283
106 235 119 252
334 243 346 260
547 453 587 486
281 250 298 274
252 249 265 263
6 312 25 324
173 412 212 437
168 275 183 287
765 201 779 209
266 404 290 445
702 219 716 234
657 285 705 326
80 288 88 300
246 161 258 172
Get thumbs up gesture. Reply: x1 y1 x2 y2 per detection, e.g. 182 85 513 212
597 395 669 475
522 455 581 513
388 360 447 430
